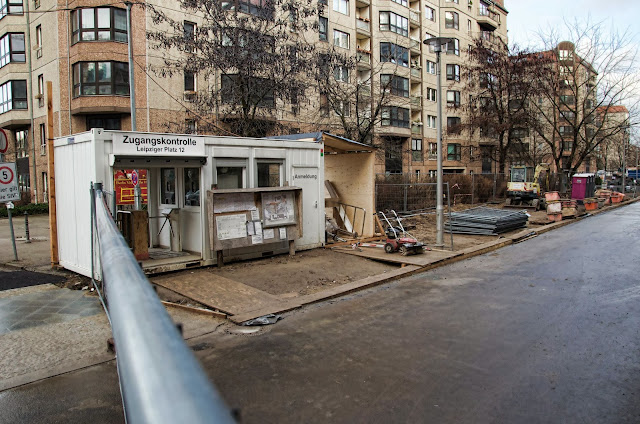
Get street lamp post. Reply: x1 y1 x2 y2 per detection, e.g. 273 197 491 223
424 37 453 247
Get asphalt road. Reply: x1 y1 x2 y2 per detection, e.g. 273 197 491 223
1 203 639 424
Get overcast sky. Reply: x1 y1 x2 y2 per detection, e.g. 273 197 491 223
505 0 640 49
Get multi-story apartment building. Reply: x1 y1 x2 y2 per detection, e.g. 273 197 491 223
0 0 508 204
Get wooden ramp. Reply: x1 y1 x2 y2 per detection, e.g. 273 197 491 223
151 271 280 316
333 246 458 266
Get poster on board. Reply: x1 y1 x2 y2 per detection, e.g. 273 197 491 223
261 191 296 227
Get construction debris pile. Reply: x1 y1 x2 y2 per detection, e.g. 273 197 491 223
446 207 529 235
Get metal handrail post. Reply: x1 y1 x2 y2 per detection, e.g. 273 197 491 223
93 188 234 424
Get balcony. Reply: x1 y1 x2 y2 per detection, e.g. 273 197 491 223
409 9 420 27
410 96 421 109
477 6 499 31
356 49 372 69
410 67 421 79
410 38 421 53
359 84 371 97
356 18 371 37
411 123 423 135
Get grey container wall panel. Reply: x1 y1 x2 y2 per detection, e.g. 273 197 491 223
54 136 99 277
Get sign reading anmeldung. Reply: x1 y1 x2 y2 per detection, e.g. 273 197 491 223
112 133 206 157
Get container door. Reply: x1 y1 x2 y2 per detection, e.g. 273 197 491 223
293 167 321 248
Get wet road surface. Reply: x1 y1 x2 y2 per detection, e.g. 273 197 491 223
1 203 639 423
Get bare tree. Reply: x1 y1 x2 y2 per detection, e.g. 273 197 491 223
464 37 546 174
146 0 323 137
530 19 640 176
315 48 411 147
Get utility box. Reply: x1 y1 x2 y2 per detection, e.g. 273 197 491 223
571 173 595 200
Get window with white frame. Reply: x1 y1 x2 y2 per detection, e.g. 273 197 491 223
425 60 436 74
379 11 408 37
0 80 27 113
334 65 349 82
391 0 407 6
426 87 436 102
0 0 23 18
425 6 435 21
39 123 46 155
216 159 247 189
411 138 422 161
333 0 349 15
37 74 44 107
446 38 459 55
35 25 42 57
428 142 437 158
333 29 349 49
184 168 200 206
319 16 328 42
426 115 436 128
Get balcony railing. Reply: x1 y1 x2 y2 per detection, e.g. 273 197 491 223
357 49 372 65
410 38 421 52
356 18 370 32
410 67 421 79
411 124 422 135
409 9 420 25
410 96 421 108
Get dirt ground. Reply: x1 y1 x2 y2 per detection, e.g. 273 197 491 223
376 204 550 251
204 248 397 297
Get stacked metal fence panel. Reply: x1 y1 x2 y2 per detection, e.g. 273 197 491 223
446 207 528 235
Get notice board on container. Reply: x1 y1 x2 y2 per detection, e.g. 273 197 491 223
207 186 302 253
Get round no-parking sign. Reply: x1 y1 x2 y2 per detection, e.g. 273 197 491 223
131 169 139 186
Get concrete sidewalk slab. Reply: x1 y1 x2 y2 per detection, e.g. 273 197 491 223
152 271 280 316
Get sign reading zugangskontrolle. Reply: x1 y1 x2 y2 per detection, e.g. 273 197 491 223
112 133 206 157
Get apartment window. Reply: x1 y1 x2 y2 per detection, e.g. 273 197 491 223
333 29 349 49
71 7 127 44
426 87 436 102
333 0 348 15
510 128 529 139
86 115 122 130
35 25 42 57
0 80 27 113
445 0 459 3
426 115 436 128
411 138 422 161
562 141 573 152
184 21 196 52
15 129 27 158
425 6 435 21
445 11 459 30
381 106 410 128
0 33 25 67
447 90 460 107
428 142 437 158
468 19 472 33
559 65 573 75
335 100 350 117
185 119 196 134
160 168 176 205
380 74 409 97
380 42 409 67
37 74 44 107
559 126 574 137
334 65 349 82
0 0 23 18
39 123 46 155
426 60 436 74
392 0 407 6
447 117 461 135
42 172 48 199
561 110 575 121
72 61 129 97
446 38 459 55
447 143 461 161
319 16 328 42
221 74 275 108
560 95 575 105
446 64 460 81
184 71 195 92
559 49 573 60
380 12 408 37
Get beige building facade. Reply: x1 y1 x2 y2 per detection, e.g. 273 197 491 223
0 0 508 204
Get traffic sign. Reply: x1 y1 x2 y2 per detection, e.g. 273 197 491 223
131 169 139 186
0 162 20 203
0 129 7 154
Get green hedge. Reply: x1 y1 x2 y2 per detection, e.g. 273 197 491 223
0 203 49 218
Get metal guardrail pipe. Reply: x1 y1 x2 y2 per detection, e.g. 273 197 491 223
93 188 235 424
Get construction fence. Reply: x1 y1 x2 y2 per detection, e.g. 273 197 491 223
375 173 572 213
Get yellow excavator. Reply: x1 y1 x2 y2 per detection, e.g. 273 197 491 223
505 164 550 210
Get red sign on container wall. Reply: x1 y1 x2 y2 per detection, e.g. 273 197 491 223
114 169 148 205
